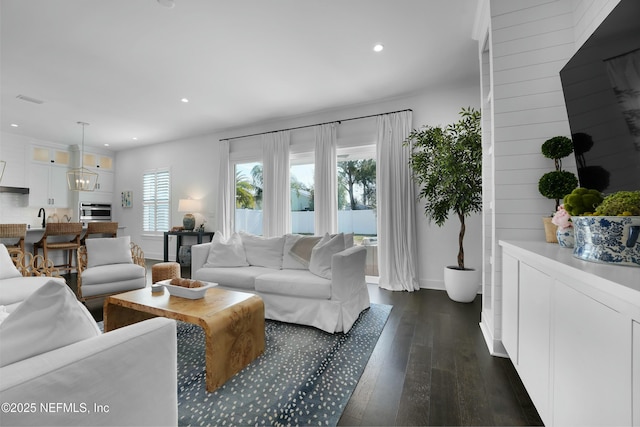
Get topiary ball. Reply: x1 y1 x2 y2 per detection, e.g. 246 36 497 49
538 170 578 200
563 187 603 215
541 136 574 160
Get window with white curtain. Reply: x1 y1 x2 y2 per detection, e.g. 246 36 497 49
234 161 263 235
337 145 378 276
290 153 315 235
143 168 170 233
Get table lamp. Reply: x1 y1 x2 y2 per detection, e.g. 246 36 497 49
178 199 202 231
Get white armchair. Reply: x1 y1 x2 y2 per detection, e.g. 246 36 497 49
76 237 146 301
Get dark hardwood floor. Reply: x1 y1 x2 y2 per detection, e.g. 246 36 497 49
341 285 542 426
65 262 542 426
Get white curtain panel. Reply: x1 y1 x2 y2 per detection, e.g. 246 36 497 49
217 140 232 237
262 131 291 237
314 123 338 235
376 111 419 291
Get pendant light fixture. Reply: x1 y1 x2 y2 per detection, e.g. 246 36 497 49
67 121 98 191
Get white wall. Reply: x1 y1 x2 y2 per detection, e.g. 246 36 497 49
477 0 621 356
114 82 481 290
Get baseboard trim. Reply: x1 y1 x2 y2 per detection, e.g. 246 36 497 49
479 320 508 358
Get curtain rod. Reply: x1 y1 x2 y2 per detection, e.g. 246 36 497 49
221 108 413 142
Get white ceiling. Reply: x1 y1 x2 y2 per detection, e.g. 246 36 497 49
1 0 479 151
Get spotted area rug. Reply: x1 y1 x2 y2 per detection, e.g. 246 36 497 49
177 303 392 427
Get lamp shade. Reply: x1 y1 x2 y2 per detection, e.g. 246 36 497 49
178 199 202 213
67 121 97 191
67 167 98 191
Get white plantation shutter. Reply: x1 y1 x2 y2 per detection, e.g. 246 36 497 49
143 169 170 232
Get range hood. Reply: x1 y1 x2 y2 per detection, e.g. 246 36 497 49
0 186 30 194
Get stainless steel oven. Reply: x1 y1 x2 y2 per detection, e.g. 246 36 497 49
79 202 112 225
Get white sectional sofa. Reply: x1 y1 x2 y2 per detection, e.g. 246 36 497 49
0 245 178 426
191 232 370 333
0 243 67 313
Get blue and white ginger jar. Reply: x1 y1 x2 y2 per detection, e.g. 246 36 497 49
556 227 574 248
572 216 640 267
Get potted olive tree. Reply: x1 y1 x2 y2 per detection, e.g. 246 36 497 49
537 136 578 242
405 107 482 303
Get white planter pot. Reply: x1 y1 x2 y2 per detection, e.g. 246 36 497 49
443 266 480 303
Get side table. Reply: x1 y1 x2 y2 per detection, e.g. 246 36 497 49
163 230 214 263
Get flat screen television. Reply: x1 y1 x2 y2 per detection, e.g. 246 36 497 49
560 0 640 194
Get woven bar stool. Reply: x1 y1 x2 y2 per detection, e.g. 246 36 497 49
81 221 118 244
152 262 181 284
33 222 83 273
0 223 27 258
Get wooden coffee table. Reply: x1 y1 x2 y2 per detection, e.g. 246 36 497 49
104 285 265 392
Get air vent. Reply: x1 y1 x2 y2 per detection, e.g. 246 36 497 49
16 94 44 104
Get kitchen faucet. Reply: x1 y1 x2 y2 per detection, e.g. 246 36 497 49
37 208 46 228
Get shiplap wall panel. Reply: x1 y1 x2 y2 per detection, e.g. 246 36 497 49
494 121 571 143
494 91 566 114
494 59 569 85
480 0 622 357
495 106 570 128
496 152 545 170
493 43 574 72
492 1 572 31
495 138 553 155
482 0 574 351
494 75 565 99
495 184 543 200
493 12 572 44
491 0 555 16
572 0 620 49
493 28 574 58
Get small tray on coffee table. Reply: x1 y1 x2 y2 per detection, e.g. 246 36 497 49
157 278 218 299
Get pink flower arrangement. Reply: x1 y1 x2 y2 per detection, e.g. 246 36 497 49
551 204 572 229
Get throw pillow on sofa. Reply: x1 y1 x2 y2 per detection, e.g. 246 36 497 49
0 280 101 367
285 234 323 269
204 232 249 268
239 232 285 269
309 233 346 279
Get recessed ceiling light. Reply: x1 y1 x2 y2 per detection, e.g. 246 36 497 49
104 143 110 147
10 123 18 127
181 98 189 103
373 44 384 52
132 137 138 140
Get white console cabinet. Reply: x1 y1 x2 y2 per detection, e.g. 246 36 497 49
500 240 640 427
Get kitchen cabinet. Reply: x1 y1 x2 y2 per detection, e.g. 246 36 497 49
83 152 113 171
29 162 69 207
94 170 113 193
82 151 114 194
32 146 70 166
500 240 639 427
0 142 28 187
